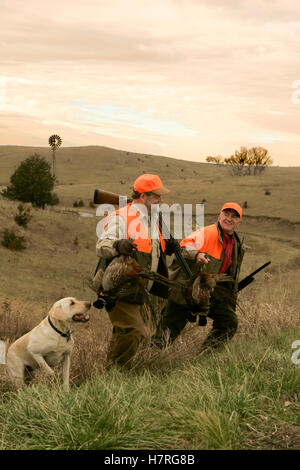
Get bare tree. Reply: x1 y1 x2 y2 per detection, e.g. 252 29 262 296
247 147 273 175
224 146 272 176
206 155 224 165
224 147 249 175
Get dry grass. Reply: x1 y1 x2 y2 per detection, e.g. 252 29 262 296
0 298 41 342
0 266 299 390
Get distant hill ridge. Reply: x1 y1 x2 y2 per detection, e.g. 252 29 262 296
0 145 299 223
0 144 298 184
0 144 212 186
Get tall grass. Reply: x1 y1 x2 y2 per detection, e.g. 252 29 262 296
0 328 299 450
0 264 299 450
0 298 38 342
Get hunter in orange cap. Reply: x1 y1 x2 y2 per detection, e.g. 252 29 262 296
133 174 170 196
154 200 245 352
218 202 242 236
96 173 173 369
221 202 242 219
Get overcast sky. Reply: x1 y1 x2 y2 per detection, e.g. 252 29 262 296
0 0 299 166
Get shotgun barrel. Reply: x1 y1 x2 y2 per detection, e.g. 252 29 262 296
238 261 271 292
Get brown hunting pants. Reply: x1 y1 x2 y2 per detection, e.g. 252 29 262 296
107 300 153 368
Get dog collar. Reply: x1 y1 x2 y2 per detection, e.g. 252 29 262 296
48 316 72 342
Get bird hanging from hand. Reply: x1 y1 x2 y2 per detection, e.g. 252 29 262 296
185 272 232 314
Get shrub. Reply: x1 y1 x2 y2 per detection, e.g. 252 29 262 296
73 200 84 207
14 203 32 228
1 228 27 251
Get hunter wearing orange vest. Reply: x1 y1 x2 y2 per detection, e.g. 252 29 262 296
96 174 173 368
154 202 245 350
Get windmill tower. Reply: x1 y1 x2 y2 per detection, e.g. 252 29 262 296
48 134 62 180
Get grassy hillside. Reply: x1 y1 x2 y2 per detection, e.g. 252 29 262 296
0 145 299 450
0 145 300 221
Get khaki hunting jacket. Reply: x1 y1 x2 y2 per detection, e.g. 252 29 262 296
96 202 169 304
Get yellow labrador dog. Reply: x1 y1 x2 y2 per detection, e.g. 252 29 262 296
6 297 91 391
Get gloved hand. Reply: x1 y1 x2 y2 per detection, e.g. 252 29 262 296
113 239 137 256
165 238 179 256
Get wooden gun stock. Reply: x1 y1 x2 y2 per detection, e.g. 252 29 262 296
93 189 132 205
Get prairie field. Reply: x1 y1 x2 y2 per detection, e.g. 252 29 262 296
0 145 299 450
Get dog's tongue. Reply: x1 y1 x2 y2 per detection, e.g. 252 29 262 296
72 313 89 322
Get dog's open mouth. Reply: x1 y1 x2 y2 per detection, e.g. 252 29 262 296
72 313 90 322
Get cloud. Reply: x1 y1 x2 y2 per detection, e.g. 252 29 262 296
71 102 200 137
251 132 293 144
0 0 299 166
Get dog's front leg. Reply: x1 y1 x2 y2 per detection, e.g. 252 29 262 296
30 353 55 376
6 358 25 389
62 353 71 392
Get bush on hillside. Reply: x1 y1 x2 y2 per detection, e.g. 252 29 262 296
1 153 59 208
73 200 84 207
1 227 27 251
14 203 32 228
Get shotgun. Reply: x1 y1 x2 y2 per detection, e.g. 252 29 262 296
238 261 271 292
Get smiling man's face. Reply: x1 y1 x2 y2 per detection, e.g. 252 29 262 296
218 209 241 235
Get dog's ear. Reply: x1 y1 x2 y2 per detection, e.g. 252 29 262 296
50 304 68 322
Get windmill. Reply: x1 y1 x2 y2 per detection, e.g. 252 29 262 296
48 134 62 180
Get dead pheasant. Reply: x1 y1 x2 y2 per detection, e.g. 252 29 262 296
185 272 232 313
102 255 145 295
87 255 184 299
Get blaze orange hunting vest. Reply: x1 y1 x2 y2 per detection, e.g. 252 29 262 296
104 203 166 253
180 223 223 259
103 203 168 303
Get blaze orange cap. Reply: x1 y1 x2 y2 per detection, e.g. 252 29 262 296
221 202 242 218
133 174 170 195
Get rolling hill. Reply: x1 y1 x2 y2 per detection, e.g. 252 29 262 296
0 145 299 222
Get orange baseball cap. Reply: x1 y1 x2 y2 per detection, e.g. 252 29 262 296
133 174 170 195
221 202 242 218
